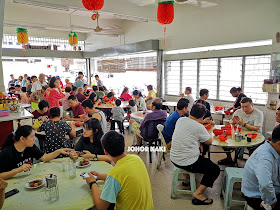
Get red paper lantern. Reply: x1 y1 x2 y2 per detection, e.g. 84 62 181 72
82 0 104 11
157 1 174 25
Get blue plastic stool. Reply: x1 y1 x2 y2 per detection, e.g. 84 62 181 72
171 166 196 199
222 167 245 210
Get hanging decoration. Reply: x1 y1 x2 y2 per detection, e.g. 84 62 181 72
16 28 29 45
157 0 174 46
82 0 104 11
91 13 99 21
68 32 78 46
157 0 174 25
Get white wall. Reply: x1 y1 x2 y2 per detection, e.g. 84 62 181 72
123 0 280 51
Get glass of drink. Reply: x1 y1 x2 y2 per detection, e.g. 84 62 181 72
45 183 59 202
68 159 76 179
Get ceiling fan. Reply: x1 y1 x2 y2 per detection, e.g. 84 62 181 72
94 13 103 33
175 0 189 3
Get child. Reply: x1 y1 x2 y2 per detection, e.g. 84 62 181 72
20 87 29 104
110 99 125 132
132 90 146 111
126 99 137 121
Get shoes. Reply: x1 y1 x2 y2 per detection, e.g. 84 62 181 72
218 158 235 166
192 198 213 205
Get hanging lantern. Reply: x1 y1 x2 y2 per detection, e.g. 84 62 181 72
68 32 78 46
157 1 174 25
16 28 29 45
82 0 104 11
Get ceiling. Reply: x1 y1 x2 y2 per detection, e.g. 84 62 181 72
3 0 221 51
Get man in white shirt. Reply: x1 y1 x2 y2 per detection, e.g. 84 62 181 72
31 73 47 92
218 97 264 166
181 87 195 110
171 104 220 206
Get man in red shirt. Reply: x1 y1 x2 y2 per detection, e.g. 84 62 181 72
65 95 86 121
76 87 86 103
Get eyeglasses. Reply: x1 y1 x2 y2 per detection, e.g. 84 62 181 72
276 113 280 117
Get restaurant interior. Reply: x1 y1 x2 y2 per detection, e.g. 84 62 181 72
0 0 280 209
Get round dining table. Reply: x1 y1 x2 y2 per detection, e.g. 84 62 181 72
209 125 265 166
3 158 112 210
96 101 129 109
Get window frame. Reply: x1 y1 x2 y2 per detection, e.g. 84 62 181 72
164 53 271 106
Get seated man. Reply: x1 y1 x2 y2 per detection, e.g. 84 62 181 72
170 104 220 205
32 100 50 120
162 98 189 149
76 87 86 103
65 95 86 121
0 178 8 209
218 97 264 165
180 86 195 111
83 131 153 210
81 99 107 133
242 126 280 210
195 89 212 119
129 98 167 146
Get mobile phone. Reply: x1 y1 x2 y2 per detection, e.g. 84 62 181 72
80 172 97 179
5 189 19 199
76 151 85 156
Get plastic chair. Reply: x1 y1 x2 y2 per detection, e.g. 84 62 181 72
222 167 245 210
171 166 196 199
156 124 170 169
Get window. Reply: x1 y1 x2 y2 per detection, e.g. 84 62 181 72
244 55 271 104
219 57 243 101
165 61 180 95
182 60 198 97
199 58 218 99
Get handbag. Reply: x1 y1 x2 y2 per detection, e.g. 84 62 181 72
51 120 73 148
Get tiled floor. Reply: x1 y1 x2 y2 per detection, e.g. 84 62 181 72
122 127 246 210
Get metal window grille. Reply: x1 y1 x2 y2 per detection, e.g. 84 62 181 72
165 61 180 95
182 60 198 97
219 57 243 101
199 58 218 99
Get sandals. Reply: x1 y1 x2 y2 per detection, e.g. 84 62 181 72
192 198 213 205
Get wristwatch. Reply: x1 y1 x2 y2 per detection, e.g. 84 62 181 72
93 154 98 161
89 181 97 189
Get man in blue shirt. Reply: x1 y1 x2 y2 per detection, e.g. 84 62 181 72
242 126 280 210
162 98 189 149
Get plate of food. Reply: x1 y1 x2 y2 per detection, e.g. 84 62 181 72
25 178 45 189
75 159 91 168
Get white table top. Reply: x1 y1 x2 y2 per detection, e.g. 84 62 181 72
3 158 112 210
211 125 265 148
96 101 129 109
20 103 31 108
162 102 177 107
130 111 152 122
211 110 225 115
0 109 33 122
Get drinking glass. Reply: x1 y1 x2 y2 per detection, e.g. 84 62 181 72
45 183 59 202
61 159 68 172
68 159 76 179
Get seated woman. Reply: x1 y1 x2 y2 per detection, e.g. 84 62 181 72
0 125 73 180
120 87 132 101
32 100 51 120
74 118 111 162
37 107 76 157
